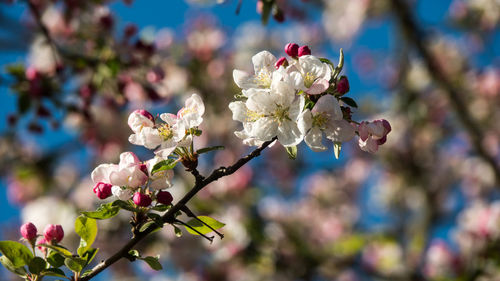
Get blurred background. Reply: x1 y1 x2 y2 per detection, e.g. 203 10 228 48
0 0 499 280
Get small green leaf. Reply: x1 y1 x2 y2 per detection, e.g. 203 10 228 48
128 250 140 258
0 255 27 276
340 97 358 108
196 146 225 155
184 216 225 236
261 0 274 25
285 146 297 160
6 64 26 79
334 142 342 159
75 215 98 257
151 159 177 175
38 244 73 258
112 200 140 212
18 94 31 114
152 204 171 212
64 257 86 273
139 221 156 233
82 202 120 220
47 251 65 268
41 268 67 278
141 256 162 271
174 226 182 237
332 48 344 80
0 241 34 268
82 248 99 266
28 257 46 275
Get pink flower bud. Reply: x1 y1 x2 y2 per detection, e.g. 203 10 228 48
133 192 152 207
43 224 64 244
285 43 299 57
124 24 137 38
298 45 311 56
156 191 173 205
25 66 39 81
381 119 392 134
133 109 154 122
93 182 113 199
275 57 289 69
20 222 37 241
336 76 350 95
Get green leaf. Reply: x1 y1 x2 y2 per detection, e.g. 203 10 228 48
38 244 73 258
139 221 156 233
0 255 27 277
261 0 274 25
75 215 98 257
6 64 26 79
18 94 31 114
82 248 99 266
47 251 65 268
285 146 297 160
333 142 342 159
82 202 120 220
28 257 46 275
152 204 171 212
332 48 344 80
184 216 225 236
140 256 162 271
196 146 225 155
64 257 86 273
41 268 67 278
128 250 140 258
340 97 358 108
174 226 182 237
0 241 34 268
151 159 177 175
112 200 140 212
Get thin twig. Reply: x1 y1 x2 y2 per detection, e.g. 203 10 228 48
79 137 277 281
389 0 500 185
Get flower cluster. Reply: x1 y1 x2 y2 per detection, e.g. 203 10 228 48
89 94 205 206
20 222 65 252
230 44 391 155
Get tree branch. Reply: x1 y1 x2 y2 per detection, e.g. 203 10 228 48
79 137 277 281
389 0 500 185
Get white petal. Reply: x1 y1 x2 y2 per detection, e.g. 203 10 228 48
252 50 277 74
229 101 248 122
233 69 258 89
247 91 276 113
305 127 327 152
119 152 140 168
325 120 356 142
252 117 278 141
298 109 313 134
91 164 118 183
277 120 303 147
112 186 132 201
312 95 343 121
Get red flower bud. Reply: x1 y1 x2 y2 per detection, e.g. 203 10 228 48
133 192 152 207
275 57 289 69
20 222 37 241
298 45 311 57
93 182 113 199
336 76 350 95
156 191 173 205
285 43 299 57
43 224 64 244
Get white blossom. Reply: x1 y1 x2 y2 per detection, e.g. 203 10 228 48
290 55 331 95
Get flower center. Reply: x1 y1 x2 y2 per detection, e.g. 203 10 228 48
158 124 174 141
303 72 316 88
178 107 196 117
274 104 290 124
312 112 329 129
255 69 272 88
245 109 265 122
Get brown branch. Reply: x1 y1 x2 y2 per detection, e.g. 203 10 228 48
79 137 277 281
389 0 500 185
